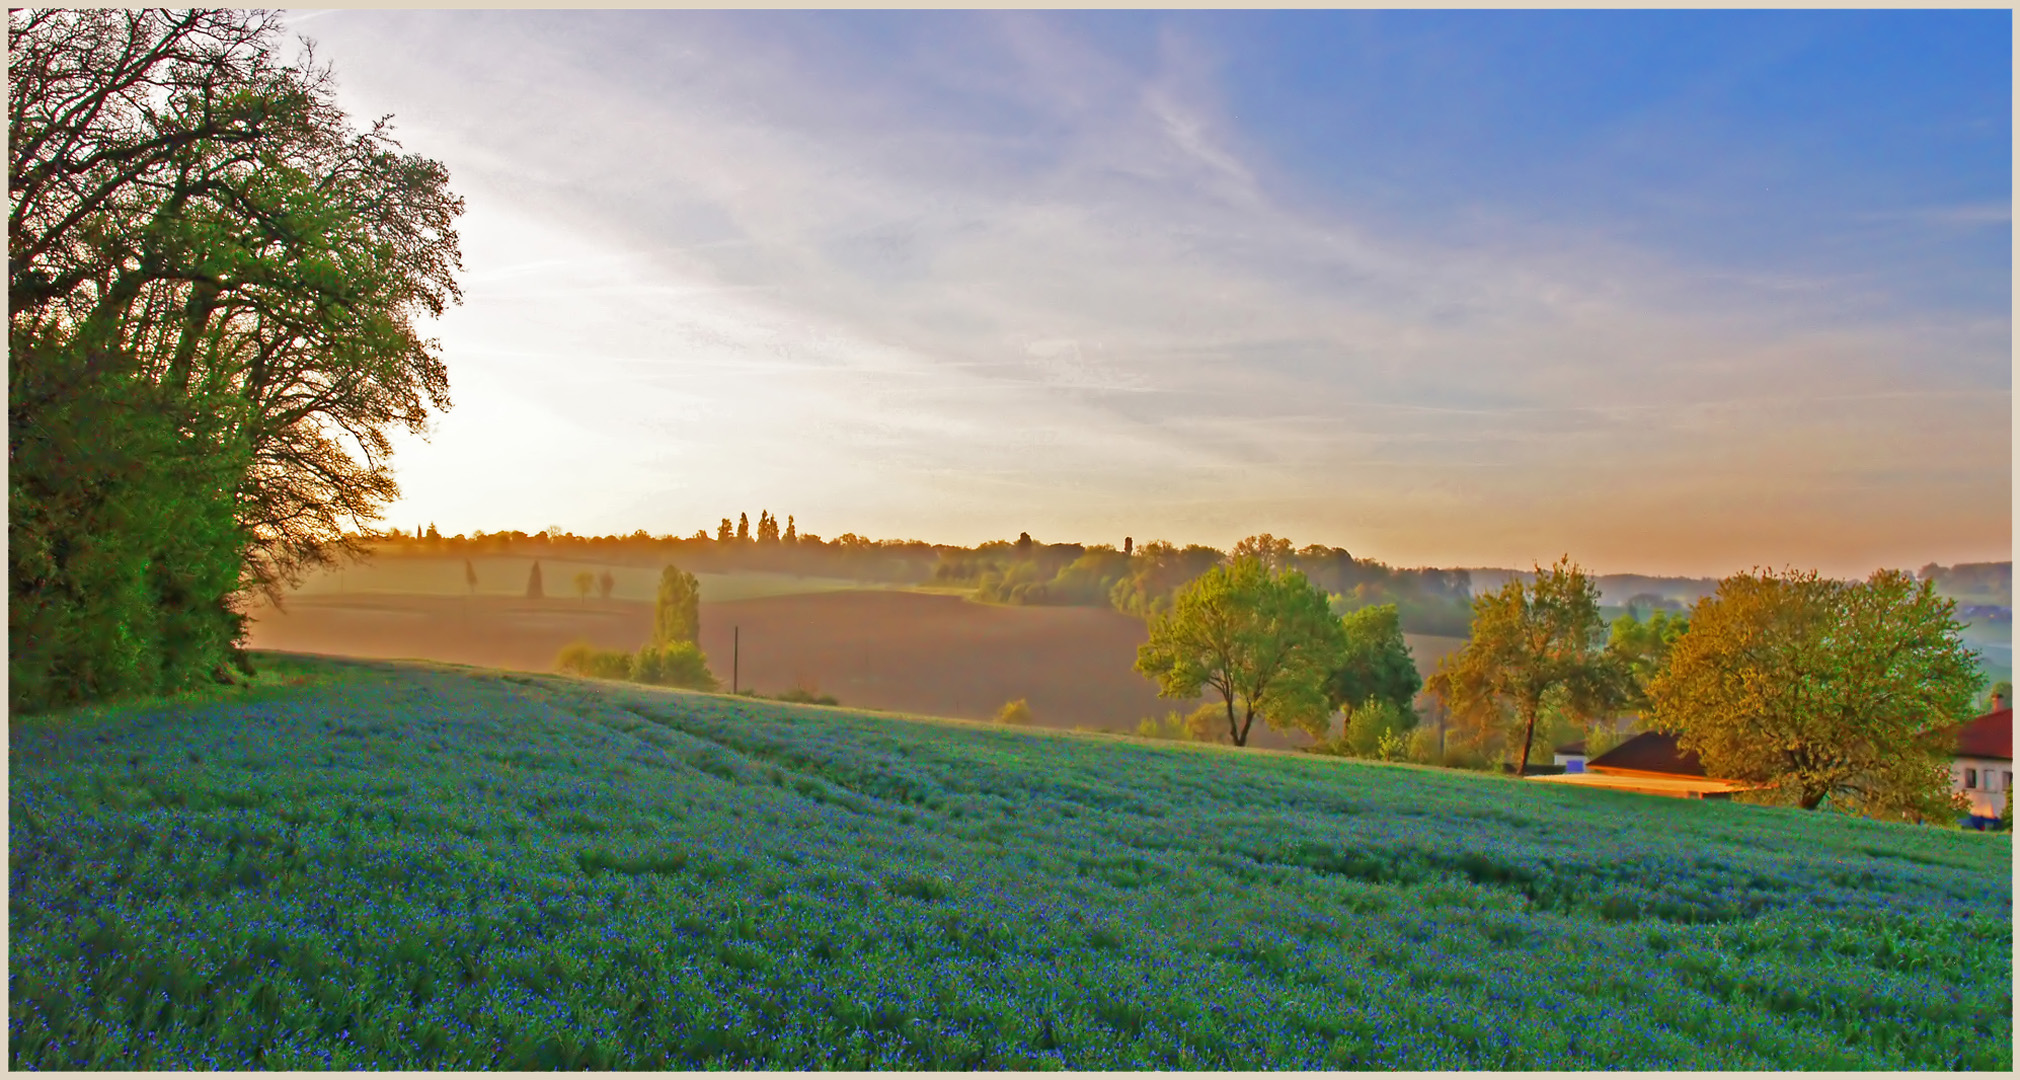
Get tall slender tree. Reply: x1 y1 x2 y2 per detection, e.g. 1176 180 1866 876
652 565 701 647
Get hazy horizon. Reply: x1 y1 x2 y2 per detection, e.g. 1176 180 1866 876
289 10 2009 580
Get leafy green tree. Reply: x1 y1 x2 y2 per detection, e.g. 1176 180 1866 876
784 515 797 544
757 511 780 544
464 558 479 595
525 560 544 599
1135 555 1346 747
737 513 750 543
995 698 1034 726
1426 557 1617 775
1605 608 1690 713
1647 567 1981 816
11 9 463 602
597 570 615 599
1980 680 2012 713
572 570 595 601
717 518 733 542
1327 602 1422 726
8 337 249 712
652 566 701 647
9 9 463 711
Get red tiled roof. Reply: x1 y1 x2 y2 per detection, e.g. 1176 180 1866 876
1955 707 2012 761
1585 731 1709 779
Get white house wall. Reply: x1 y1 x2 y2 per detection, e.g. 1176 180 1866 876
1953 756 2013 818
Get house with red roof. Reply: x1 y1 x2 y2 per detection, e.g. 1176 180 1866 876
1528 731 1755 800
1534 697 2015 819
1952 693 2012 826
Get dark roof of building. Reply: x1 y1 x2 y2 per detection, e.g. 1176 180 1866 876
1585 731 1709 778
1554 740 1586 756
1955 707 2012 761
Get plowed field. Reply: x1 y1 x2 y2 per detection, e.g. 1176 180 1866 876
244 589 1464 752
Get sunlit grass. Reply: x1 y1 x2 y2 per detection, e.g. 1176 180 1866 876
9 655 2010 1069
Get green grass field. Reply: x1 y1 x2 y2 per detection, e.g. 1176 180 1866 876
9 655 2011 1069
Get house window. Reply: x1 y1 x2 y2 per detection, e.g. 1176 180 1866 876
1989 770 2004 794
2005 771 2013 791
1964 768 1978 789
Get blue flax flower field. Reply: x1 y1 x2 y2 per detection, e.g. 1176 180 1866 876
9 655 2011 1069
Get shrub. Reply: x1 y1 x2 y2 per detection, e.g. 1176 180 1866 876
555 641 632 680
775 688 840 706
995 699 1034 726
1407 725 1444 765
9 336 249 714
1344 698 1417 758
1139 704 1230 743
631 641 719 691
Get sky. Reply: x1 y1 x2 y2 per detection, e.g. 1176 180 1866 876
287 9 2010 577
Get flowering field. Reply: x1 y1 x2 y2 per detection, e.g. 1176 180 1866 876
9 656 2010 1069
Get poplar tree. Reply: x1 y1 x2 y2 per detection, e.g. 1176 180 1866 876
652 566 701 647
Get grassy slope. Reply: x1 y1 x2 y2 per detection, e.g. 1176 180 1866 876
9 656 2011 1070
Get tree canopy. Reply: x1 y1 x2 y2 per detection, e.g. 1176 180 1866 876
1326 602 1421 720
1647 568 1981 817
1605 608 1690 714
1426 557 1618 774
1135 554 1345 747
9 9 462 711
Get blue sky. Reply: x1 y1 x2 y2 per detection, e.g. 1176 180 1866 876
290 9 2010 576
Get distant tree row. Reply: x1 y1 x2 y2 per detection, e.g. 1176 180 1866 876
1917 561 2013 606
933 530 1473 635
358 524 1476 634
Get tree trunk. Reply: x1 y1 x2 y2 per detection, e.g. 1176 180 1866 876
1516 702 1537 776
1224 692 1242 746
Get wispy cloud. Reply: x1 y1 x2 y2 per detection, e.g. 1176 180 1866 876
298 10 2008 575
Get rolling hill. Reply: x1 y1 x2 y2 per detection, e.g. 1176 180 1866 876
8 655 2010 1069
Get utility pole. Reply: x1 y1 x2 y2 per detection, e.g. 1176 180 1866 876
733 626 739 694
